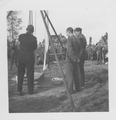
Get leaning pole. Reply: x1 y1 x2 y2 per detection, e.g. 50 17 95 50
40 10 76 112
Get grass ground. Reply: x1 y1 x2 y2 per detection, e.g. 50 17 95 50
8 60 108 112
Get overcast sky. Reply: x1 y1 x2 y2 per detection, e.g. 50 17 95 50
1 0 115 46
19 8 108 44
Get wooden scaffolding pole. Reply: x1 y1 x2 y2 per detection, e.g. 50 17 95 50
44 10 64 51
40 10 76 112
29 10 33 25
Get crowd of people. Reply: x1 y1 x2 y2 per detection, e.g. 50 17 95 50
86 33 108 65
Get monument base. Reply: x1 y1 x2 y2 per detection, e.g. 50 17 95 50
34 72 45 84
11 72 45 85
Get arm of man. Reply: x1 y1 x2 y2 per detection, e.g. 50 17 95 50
31 37 37 51
78 34 87 59
80 34 87 49
17 35 22 50
83 35 87 49
18 34 22 42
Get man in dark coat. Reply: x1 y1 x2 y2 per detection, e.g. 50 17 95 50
74 28 87 87
65 27 82 94
17 25 37 95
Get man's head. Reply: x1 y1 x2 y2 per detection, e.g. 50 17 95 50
74 27 82 36
66 27 73 37
26 24 34 33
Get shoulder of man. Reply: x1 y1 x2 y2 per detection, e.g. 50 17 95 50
19 33 25 37
18 34 25 42
68 35 77 46
18 33 26 39
80 34 86 40
32 35 37 40
70 35 77 41
32 35 37 43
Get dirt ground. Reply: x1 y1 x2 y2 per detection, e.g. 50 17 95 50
8 60 109 112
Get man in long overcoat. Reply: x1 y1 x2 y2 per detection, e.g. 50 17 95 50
17 25 37 95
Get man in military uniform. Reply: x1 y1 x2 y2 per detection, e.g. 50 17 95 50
17 25 37 95
65 27 82 94
74 27 87 87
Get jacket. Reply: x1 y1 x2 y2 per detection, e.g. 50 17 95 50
17 32 37 63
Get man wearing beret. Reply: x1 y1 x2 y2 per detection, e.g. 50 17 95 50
65 27 82 94
74 27 87 87
17 25 37 95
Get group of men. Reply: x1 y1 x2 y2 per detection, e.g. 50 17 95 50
65 27 86 94
10 24 86 96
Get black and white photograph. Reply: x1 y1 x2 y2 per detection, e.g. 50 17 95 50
7 9 109 112
0 0 116 120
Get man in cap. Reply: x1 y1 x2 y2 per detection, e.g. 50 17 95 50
66 27 82 94
17 24 37 95
74 27 87 87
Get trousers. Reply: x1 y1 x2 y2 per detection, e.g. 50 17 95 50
65 62 82 93
17 61 34 94
79 59 85 86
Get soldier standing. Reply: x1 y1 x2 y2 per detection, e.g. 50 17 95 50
74 27 87 87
